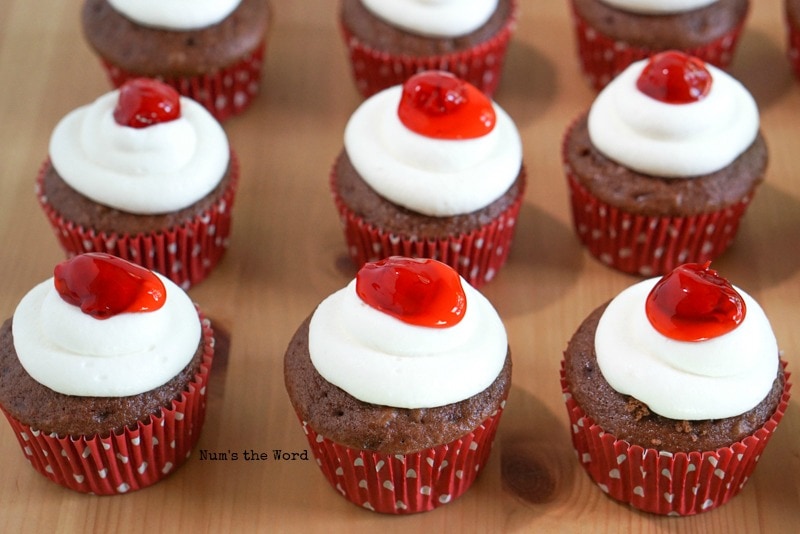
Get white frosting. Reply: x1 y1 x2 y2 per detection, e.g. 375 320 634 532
12 274 201 397
599 0 717 14
308 278 507 409
344 85 522 217
588 58 759 177
49 90 230 214
595 278 779 420
108 0 242 30
360 0 498 38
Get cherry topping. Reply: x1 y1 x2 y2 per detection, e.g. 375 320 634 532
636 51 712 104
113 78 181 128
54 253 166 320
645 262 746 342
355 257 467 328
397 70 496 139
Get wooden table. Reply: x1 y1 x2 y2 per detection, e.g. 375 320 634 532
1 1 798 532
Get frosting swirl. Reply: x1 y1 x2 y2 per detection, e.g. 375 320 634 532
12 274 201 397
588 57 759 177
308 277 507 408
344 85 522 216
594 277 779 420
107 0 242 30
599 0 717 14
360 0 498 38
49 90 229 214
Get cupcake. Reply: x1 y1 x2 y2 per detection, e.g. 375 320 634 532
561 262 790 515
339 0 518 98
569 0 750 90
786 0 800 78
0 253 216 494
81 0 270 121
284 256 511 514
37 77 239 290
562 51 767 277
331 70 526 288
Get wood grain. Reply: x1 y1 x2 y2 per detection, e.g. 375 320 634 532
0 1 798 532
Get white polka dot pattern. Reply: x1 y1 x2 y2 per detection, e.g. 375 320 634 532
560 361 791 515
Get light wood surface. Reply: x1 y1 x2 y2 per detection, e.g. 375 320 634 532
1 1 799 532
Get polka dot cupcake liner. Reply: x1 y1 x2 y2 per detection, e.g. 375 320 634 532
97 39 267 122
36 152 239 290
786 7 800 79
0 314 215 495
564 170 753 277
330 167 526 289
339 2 517 98
559 361 791 516
296 401 506 514
568 0 747 90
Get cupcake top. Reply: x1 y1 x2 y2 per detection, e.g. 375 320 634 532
588 51 759 177
107 0 242 30
360 0 498 37
308 257 507 409
598 0 717 14
344 70 522 217
594 262 779 420
12 253 201 397
48 78 229 215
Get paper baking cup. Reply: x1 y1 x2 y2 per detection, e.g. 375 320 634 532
330 168 526 289
564 170 752 277
36 153 239 290
560 361 791 516
97 39 266 122
296 402 505 514
0 314 215 495
339 3 517 98
568 1 746 90
786 10 800 79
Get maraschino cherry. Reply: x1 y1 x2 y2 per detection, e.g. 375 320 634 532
355 256 466 328
645 262 746 342
636 51 712 104
113 78 181 128
54 253 166 320
397 70 496 139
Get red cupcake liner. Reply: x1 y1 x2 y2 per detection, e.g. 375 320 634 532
568 0 747 90
296 400 506 514
330 165 526 288
339 2 518 98
97 39 266 122
36 152 239 290
560 360 791 516
0 313 215 495
563 153 753 276
786 8 800 79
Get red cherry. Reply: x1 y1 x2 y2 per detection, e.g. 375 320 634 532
113 78 181 128
397 71 496 139
355 257 467 328
636 51 712 104
53 253 166 320
645 262 746 342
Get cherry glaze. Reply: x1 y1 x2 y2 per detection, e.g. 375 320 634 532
397 71 495 139
355 257 466 328
54 253 166 320
645 262 746 342
113 78 181 128
636 51 712 104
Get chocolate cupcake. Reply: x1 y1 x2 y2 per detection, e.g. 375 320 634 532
82 0 270 121
284 257 511 513
0 253 216 494
562 51 766 276
37 78 239 289
339 0 517 98
331 70 526 288
561 262 790 515
569 0 749 90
